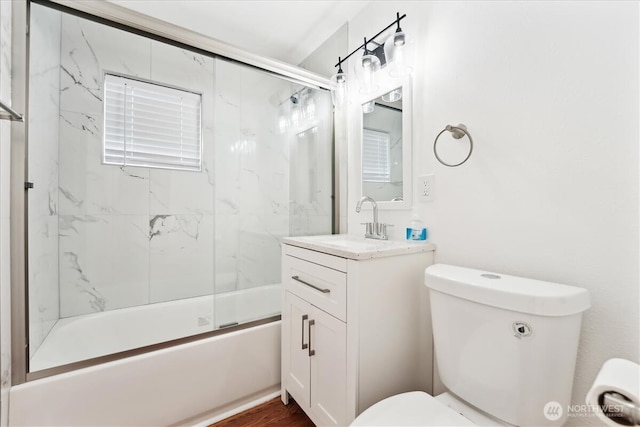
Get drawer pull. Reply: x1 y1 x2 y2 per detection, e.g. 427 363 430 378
308 319 316 357
292 275 331 294
301 314 308 350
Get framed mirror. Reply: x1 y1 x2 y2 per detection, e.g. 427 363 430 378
358 77 412 210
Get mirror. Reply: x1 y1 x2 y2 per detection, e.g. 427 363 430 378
359 78 412 209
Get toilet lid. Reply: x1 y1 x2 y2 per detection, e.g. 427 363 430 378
351 392 476 426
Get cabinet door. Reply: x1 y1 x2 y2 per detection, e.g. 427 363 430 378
284 292 312 409
309 307 347 426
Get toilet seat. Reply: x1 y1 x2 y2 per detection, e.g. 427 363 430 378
350 391 476 426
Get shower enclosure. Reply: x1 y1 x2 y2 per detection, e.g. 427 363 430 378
24 2 333 374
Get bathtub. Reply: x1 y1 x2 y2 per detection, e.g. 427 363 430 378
30 284 281 371
9 285 282 426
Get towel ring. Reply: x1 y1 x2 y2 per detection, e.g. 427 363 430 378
433 124 473 167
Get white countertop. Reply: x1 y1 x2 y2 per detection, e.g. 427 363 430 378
282 234 436 260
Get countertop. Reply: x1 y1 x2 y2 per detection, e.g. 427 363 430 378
282 234 435 260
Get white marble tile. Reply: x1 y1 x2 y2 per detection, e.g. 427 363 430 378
149 214 214 303
150 41 214 102
59 215 149 317
213 145 241 215
59 13 151 115
236 230 281 290
145 42 215 215
27 3 61 361
214 213 239 293
28 215 59 357
307 214 333 236
58 111 150 215
29 4 61 123
214 59 242 112
149 161 213 215
28 112 59 218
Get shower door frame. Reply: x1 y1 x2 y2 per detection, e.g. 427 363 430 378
10 0 338 385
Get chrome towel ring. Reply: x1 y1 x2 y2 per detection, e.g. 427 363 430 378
433 124 473 167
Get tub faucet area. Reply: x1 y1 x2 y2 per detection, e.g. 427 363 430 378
355 196 390 240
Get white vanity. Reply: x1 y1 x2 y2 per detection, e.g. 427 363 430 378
280 234 435 426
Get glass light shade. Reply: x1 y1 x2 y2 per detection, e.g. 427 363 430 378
357 53 381 94
381 88 403 102
362 101 375 114
304 94 316 119
330 71 347 106
384 30 415 77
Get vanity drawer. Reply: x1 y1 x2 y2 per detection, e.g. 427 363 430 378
283 254 347 321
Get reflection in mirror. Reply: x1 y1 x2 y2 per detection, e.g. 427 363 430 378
362 88 403 202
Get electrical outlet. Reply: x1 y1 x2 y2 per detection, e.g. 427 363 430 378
419 174 434 202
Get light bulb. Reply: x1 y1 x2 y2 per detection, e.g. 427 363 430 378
330 70 347 106
384 30 414 77
358 53 381 94
362 101 375 114
381 88 402 102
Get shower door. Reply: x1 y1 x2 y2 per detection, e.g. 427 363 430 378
212 60 333 329
25 2 333 375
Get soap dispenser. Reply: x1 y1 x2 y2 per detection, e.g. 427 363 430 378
406 210 427 241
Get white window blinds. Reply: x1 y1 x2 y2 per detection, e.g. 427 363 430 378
103 74 202 171
362 128 391 182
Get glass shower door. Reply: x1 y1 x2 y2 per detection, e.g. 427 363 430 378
212 59 333 329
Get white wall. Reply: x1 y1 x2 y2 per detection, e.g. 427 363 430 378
0 1 11 424
346 2 639 425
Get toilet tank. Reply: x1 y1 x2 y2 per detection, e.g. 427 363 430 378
425 264 590 427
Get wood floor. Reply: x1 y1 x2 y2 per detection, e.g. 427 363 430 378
210 397 315 427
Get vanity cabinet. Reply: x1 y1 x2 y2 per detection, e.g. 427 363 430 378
281 236 435 426
284 292 347 426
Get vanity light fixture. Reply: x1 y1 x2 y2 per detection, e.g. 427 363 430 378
362 100 375 114
358 37 381 94
384 12 415 77
330 56 347 106
381 88 402 102
332 12 410 106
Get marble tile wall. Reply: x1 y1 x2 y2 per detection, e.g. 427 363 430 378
213 60 293 292
31 10 333 323
57 14 215 317
27 4 61 357
286 89 334 238
0 0 11 422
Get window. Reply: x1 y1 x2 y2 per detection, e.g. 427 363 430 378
103 73 202 171
362 128 391 182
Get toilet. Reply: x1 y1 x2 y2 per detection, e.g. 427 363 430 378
351 264 590 427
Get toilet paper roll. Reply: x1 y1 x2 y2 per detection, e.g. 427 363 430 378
586 358 640 427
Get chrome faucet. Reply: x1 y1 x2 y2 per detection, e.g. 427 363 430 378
355 196 391 240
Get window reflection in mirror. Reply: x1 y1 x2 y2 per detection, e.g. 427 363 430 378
362 90 403 202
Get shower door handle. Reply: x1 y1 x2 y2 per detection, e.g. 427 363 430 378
301 314 308 350
308 319 315 357
291 276 330 294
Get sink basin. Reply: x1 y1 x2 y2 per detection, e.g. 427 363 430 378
310 235 392 249
282 234 435 260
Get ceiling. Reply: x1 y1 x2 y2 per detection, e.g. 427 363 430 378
109 0 370 66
